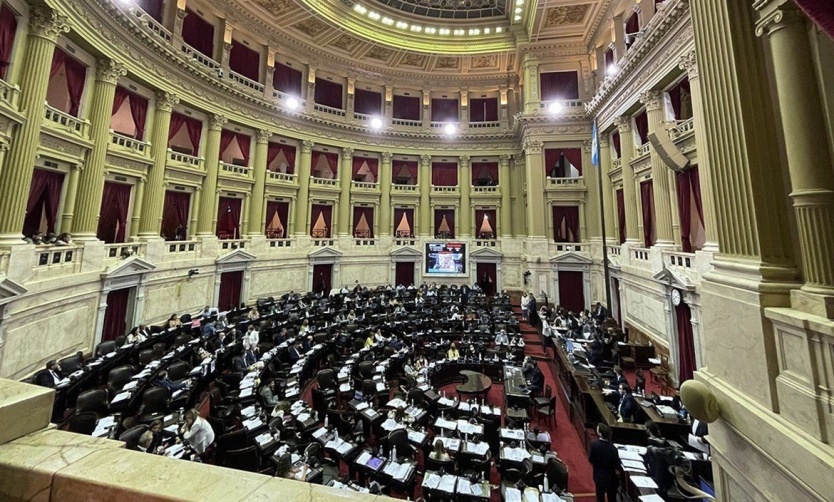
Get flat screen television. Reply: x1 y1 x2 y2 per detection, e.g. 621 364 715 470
425 242 466 276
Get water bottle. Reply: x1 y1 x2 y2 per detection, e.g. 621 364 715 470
324 415 329 428
543 476 549 493
392 445 397 461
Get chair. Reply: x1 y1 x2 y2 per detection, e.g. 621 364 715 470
545 457 569 492
533 385 552 408
503 467 523 485
215 428 248 458
426 456 456 474
138 349 155 367
316 369 337 398
304 442 324 467
535 396 557 427
67 412 98 435
114 335 127 348
152 343 167 358
620 344 637 370
650 354 669 384
387 429 414 460
407 388 425 407
138 386 170 422
59 354 83 374
95 340 117 357
222 446 261 472
106 365 135 396
75 389 109 418
173 333 193 347
167 360 192 381
119 424 149 450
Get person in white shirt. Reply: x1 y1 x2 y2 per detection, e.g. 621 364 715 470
521 292 530 321
180 409 215 456
243 325 260 351
494 330 509 345
126 326 147 345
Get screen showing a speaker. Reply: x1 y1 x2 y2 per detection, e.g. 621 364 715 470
425 242 466 275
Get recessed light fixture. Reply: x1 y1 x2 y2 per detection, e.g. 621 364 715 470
606 64 617 76
548 101 563 115
444 123 456 135
370 117 383 129
286 97 299 110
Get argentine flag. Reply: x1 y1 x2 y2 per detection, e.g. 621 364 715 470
591 119 600 167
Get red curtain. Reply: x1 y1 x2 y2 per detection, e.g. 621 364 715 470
544 148 583 177
112 86 130 118
431 162 458 186
182 9 214 58
469 98 498 122
311 151 338 178
552 205 580 243
477 263 497 296
794 0 834 40
310 204 332 238
50 49 87 117
434 209 455 238
667 78 691 120
218 271 243 312
352 156 379 182
0 5 17 81
640 181 654 247
102 288 130 342
96 182 132 244
625 12 640 34
161 190 190 240
431 98 458 122
353 206 374 238
229 40 260 81
219 130 251 165
558 271 585 314
168 112 202 154
393 208 414 237
136 0 163 22
393 95 420 120
267 143 296 173
612 131 621 158
216 197 242 239
265 201 289 238
314 78 343 109
112 87 148 139
354 89 382 115
474 209 497 239
616 189 626 244
472 162 499 185
676 170 692 252
539 71 579 101
273 63 303 96
395 262 415 288
24 169 64 236
393 161 418 184
676 302 696 382
634 111 649 145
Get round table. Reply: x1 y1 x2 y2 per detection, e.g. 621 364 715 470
456 370 492 400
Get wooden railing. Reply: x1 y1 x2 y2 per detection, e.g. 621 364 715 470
44 104 90 138
110 132 150 155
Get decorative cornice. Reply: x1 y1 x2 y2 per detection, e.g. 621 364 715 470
155 91 179 112
256 129 273 143
208 114 228 131
639 90 664 111
678 50 697 79
342 146 354 158
29 6 70 41
95 58 127 84
614 115 632 132
301 140 315 153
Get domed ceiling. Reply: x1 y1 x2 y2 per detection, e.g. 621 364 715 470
372 0 507 20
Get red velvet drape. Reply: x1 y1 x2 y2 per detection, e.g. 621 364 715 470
314 78 343 109
219 130 251 165
0 5 18 81
395 262 415 288
393 95 420 120
676 170 692 252
667 78 691 120
216 197 242 239
136 0 163 22
310 204 332 238
218 271 242 312
50 49 87 117
219 130 235 161
431 162 458 186
794 0 834 40
102 288 130 342
96 181 132 243
545 148 583 177
352 206 374 238
431 98 459 122
168 112 202 154
477 262 497 296
229 40 260 82
161 190 190 240
310 151 338 178
24 169 64 236
434 209 455 238
354 89 382 115
182 9 214 58
634 111 649 145
393 208 414 237
112 87 149 139
625 11 640 34
474 209 496 239
676 302 696 382
552 205 580 243
352 156 379 182
616 189 626 244
265 201 289 237
112 86 129 118
313 264 332 294
539 71 579 101
267 143 296 173
472 162 499 185
469 98 498 122
640 181 654 247
393 161 418 184
273 63 302 96
612 131 621 158
558 270 585 314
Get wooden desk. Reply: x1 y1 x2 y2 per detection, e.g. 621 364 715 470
456 370 492 399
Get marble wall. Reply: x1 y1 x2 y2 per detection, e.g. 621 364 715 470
143 275 216 324
623 284 668 340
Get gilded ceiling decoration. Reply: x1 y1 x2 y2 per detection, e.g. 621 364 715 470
365 45 395 61
372 0 506 19
251 0 292 16
293 17 330 37
401 53 427 67
330 34 362 52
435 56 459 69
544 5 591 27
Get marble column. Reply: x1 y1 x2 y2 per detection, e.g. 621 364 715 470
247 129 272 236
338 147 353 236
615 116 639 244
640 90 675 247
599 138 615 240
459 154 471 237
72 59 127 240
139 91 179 239
419 154 431 236
499 154 512 237
0 7 68 244
305 66 316 114
129 179 145 240
346 78 355 118
196 114 227 236
60 165 81 232
521 53 540 113
293 140 313 235
512 155 527 237
523 139 546 237
613 15 626 60
678 51 719 252
756 4 834 300
379 152 392 236
583 139 601 240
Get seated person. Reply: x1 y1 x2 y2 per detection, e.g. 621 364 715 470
137 431 155 453
364 332 375 348
126 326 147 345
494 330 509 345
288 342 303 363
447 343 460 360
35 360 64 388
429 439 451 462
153 370 188 392
180 409 215 456
260 379 282 407
165 314 182 330
148 419 177 453
527 364 544 395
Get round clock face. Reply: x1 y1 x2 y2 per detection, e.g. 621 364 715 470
671 289 682 306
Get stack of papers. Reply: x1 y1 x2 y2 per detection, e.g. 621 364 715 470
355 451 372 466
464 441 490 456
500 428 526 440
502 447 532 462
434 417 457 430
255 433 273 445
422 472 441 489
407 429 426 444
243 418 263 430
111 391 131 404
438 437 461 451
523 487 540 502
631 476 659 489
438 474 457 493
617 449 644 461
504 487 522 502
457 421 483 435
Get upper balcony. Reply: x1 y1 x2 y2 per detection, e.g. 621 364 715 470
350 180 380 193
265 171 298 187
219 161 254 181
310 177 340 191
109 132 151 158
43 104 91 141
431 185 459 195
546 177 585 191
166 149 206 174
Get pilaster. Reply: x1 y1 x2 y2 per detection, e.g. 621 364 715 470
421 90 431 129
379 152 392 236
521 52 540 113
615 116 639 244
419 154 431 236
459 154 471 237
60 164 82 232
346 78 355 118
523 139 545 237
293 140 313 235
196 114 227 236
640 90 675 247
305 66 316 113
72 58 127 240
599 138 615 240
139 91 179 239
129 179 145 240
247 129 272 236
512 154 527 238
612 14 626 61
583 139 601 240
499 154 512 237
338 147 353 236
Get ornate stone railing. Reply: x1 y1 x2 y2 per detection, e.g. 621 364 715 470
266 171 297 184
220 161 252 177
539 99 584 111
313 103 346 117
554 243 584 252
351 180 378 190
0 249 10 276
631 247 651 261
392 184 418 193
547 177 585 188
475 239 499 248
110 131 150 155
394 237 416 246
43 104 90 138
607 245 622 256
219 239 249 251
165 240 200 255
310 177 339 188
311 238 335 247
353 112 373 122
267 238 293 248
666 250 695 268
34 245 82 270
469 121 500 129
181 43 220 71
431 185 458 193
635 143 651 156
472 186 498 193
104 243 145 260
167 149 204 170
0 78 20 109
273 90 305 110
392 118 421 127
228 70 264 94
430 121 458 129
668 117 695 139
354 238 378 246
129 7 172 43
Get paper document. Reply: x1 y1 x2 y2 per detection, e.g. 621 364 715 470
631 476 659 489
621 459 646 470
617 449 644 461
638 495 666 502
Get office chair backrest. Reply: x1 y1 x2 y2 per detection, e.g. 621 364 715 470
58 354 83 374
167 361 192 381
68 412 99 435
114 335 127 348
107 365 136 391
96 340 117 357
119 424 149 450
76 389 109 418
141 386 171 413
222 446 260 471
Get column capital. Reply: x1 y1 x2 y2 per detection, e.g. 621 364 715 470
381 152 393 161
755 3 805 38
459 154 470 166
342 146 354 159
678 50 698 79
499 154 511 165
208 114 228 131
29 6 70 41
256 129 273 144
639 90 664 111
523 139 543 155
599 137 610 148
420 153 432 164
176 8 188 20
614 115 632 132
95 59 127 84
301 140 314 153
583 138 593 153
155 91 180 112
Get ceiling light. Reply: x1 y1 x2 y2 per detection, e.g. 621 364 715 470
606 64 617 76
410 25 422 32
515 7 522 13
425 27 436 34
444 123 456 135
469 29 480 35
286 97 299 110
439 28 450 35
396 21 408 29
516 0 524 5
514 15 521 21
382 17 394 25
548 101 563 115
370 117 383 129
484 28 491 34
353 4 367 14
495 26 503 33
368 11 381 20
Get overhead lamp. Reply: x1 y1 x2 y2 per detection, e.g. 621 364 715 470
606 64 618 76
444 123 456 135
514 15 521 21
370 117 383 130
286 97 299 110
548 101 563 115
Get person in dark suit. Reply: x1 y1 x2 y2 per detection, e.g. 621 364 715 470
588 423 620 502
527 364 545 395
593 302 608 323
618 384 637 423
288 342 303 363
153 371 187 392
231 355 248 377
147 419 177 453
35 360 64 388
243 348 258 367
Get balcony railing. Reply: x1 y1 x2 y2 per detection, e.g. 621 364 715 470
631 247 650 261
354 238 378 246
219 239 249 251
607 245 622 256
312 238 335 247
667 251 695 269
539 100 584 111
310 177 339 188
430 121 458 129
353 112 373 122
635 143 650 156
220 162 252 177
475 239 498 248
394 237 416 246
104 243 145 260
110 132 150 156
469 121 500 129
0 78 20 109
34 245 82 269
554 243 583 252
228 70 264 93
431 185 458 193
273 90 306 110
613 159 622 168
351 180 379 190
392 184 418 193
668 117 695 140
44 104 90 138
181 43 220 71
472 186 498 193
313 103 346 117
547 177 585 188
167 149 204 170
266 171 297 184
392 118 421 127
268 238 293 248
130 8 172 43
165 240 199 255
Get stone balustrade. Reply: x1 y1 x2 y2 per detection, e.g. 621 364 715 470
44 104 91 139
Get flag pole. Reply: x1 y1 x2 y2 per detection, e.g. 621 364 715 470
594 120 614 313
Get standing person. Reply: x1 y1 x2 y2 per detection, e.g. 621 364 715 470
588 423 620 502
521 291 530 321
